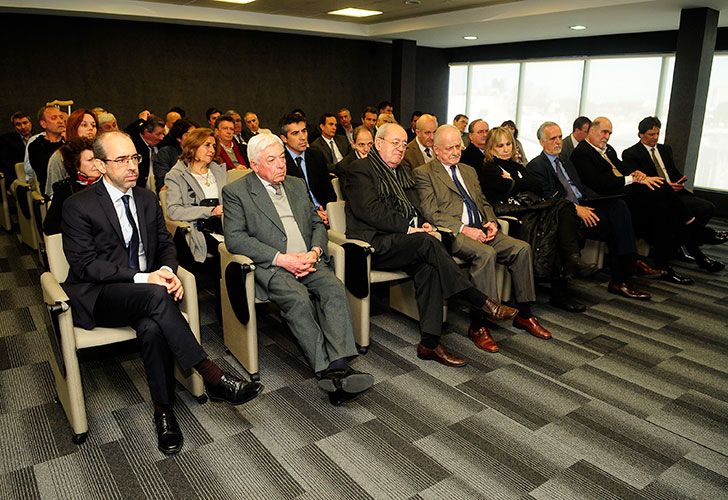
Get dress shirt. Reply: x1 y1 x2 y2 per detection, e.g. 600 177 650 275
545 152 582 202
587 141 633 185
417 138 433 161
442 163 478 233
642 143 671 181
323 135 343 163
286 146 322 207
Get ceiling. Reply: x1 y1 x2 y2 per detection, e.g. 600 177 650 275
1 0 726 48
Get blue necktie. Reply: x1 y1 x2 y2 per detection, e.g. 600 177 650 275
121 195 140 271
450 166 482 228
553 158 581 204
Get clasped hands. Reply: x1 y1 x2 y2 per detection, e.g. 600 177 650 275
461 221 498 243
278 250 319 278
148 268 184 301
632 170 664 190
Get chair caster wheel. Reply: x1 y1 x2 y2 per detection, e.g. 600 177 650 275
356 345 369 355
54 396 61 405
196 394 208 404
72 432 87 445
250 373 260 382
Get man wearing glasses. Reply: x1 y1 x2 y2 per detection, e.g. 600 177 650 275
61 131 262 455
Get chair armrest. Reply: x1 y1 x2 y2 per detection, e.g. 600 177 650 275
219 243 256 324
176 266 199 340
40 271 70 304
327 240 345 282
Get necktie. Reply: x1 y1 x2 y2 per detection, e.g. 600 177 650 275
600 150 622 177
424 147 432 159
271 183 282 196
650 147 669 180
450 166 482 228
294 156 314 203
121 195 140 271
553 158 580 204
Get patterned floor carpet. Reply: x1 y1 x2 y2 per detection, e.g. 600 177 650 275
1 220 728 499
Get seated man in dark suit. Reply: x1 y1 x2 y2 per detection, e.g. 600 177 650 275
0 111 33 184
459 119 489 170
345 123 520 366
622 116 726 272
335 107 357 144
406 111 423 143
529 122 658 300
310 113 352 171
222 133 373 406
334 125 373 200
415 125 551 352
560 116 590 162
570 116 695 284
279 113 337 226
242 111 261 143
61 131 262 454
124 114 165 189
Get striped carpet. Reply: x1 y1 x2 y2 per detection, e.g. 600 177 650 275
1 220 727 499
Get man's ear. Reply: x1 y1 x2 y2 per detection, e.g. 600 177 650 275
95 159 107 175
279 134 288 145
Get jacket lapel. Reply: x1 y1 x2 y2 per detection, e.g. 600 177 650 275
433 161 461 197
248 175 285 234
95 182 125 245
132 187 150 260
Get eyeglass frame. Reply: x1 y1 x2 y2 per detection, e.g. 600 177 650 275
97 154 143 165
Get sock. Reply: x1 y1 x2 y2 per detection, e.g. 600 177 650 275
327 358 348 371
454 286 487 308
194 358 223 386
153 402 172 416
517 302 533 319
419 334 440 349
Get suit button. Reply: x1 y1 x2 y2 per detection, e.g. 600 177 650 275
282 236 287 241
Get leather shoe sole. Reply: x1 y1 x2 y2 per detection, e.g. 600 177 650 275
318 368 374 394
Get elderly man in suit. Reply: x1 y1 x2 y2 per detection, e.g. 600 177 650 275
345 123 521 364
529 122 657 300
622 116 726 272
222 133 373 406
310 113 352 171
401 114 437 173
560 116 590 162
415 125 551 351
459 119 489 170
61 131 262 455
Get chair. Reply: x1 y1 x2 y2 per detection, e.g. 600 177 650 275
40 233 206 444
10 162 46 250
331 177 343 201
0 171 11 231
218 240 345 380
226 168 252 185
581 239 607 269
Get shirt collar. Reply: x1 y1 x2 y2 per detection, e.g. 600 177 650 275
587 140 607 155
544 152 559 164
102 176 133 202
641 142 657 152
286 145 303 161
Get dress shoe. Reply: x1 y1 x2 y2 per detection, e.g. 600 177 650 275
607 281 651 300
467 324 499 353
416 343 467 367
660 267 694 285
627 260 664 278
705 230 728 245
513 316 552 340
676 246 696 263
317 367 374 394
481 297 518 322
155 410 183 455
564 253 599 278
328 388 368 406
549 297 586 313
696 256 725 273
206 373 264 405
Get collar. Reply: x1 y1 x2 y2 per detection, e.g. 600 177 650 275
102 176 133 202
587 140 607 155
286 145 303 161
544 152 559 164
641 142 657 152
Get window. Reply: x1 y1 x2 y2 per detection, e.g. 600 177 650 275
696 54 728 191
466 63 519 127
447 65 468 124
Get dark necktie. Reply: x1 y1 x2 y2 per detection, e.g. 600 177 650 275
650 147 668 180
449 166 482 228
328 140 337 162
294 156 314 203
121 195 140 271
424 147 432 159
553 157 580 204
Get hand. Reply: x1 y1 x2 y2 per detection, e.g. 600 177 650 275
501 171 512 179
211 205 223 217
631 170 647 182
461 225 487 243
421 222 436 234
276 252 317 278
138 110 151 120
575 205 600 227
641 176 664 190
316 206 329 226
483 221 498 242
148 268 184 301
670 175 687 191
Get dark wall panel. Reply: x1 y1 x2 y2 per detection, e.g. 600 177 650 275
414 46 449 123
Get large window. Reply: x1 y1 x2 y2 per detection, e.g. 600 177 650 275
467 63 520 127
696 54 728 191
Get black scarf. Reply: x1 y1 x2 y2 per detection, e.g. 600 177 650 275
367 147 416 220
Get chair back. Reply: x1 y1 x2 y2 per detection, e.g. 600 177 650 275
226 168 252 185
158 188 170 220
45 233 70 282
327 201 346 233
331 177 342 201
15 163 25 183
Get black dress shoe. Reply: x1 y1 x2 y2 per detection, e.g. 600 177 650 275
676 246 696 263
155 410 183 455
660 267 694 285
328 388 368 406
705 231 728 245
564 253 599 278
549 297 586 313
206 373 264 405
317 367 374 394
696 256 725 273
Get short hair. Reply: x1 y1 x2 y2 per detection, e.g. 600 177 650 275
169 118 196 142
215 114 235 129
290 108 306 118
501 119 518 139
375 123 404 140
337 107 350 116
638 116 661 134
589 117 606 130
97 112 116 126
453 114 468 122
247 133 284 165
573 116 591 131
377 101 393 112
434 124 461 146
415 114 437 131
10 111 30 124
468 119 485 133
142 115 164 133
180 128 215 164
319 113 336 126
483 127 516 162
60 137 95 178
376 113 396 127
225 109 241 118
352 125 373 143
536 121 560 141
205 107 221 121
168 106 186 117
66 109 99 141
37 105 58 123
362 106 378 119
410 111 424 122
93 130 131 161
279 113 305 135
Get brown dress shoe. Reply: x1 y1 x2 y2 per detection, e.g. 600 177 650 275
627 260 664 278
481 297 518 322
467 325 499 352
416 343 467 367
513 316 552 340
608 281 651 300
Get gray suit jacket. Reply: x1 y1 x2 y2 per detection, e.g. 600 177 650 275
222 173 330 300
401 138 427 174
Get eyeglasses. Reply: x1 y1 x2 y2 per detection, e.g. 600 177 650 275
380 139 407 150
98 154 143 165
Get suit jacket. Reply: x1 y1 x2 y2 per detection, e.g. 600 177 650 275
622 142 682 181
414 159 496 234
559 134 578 162
336 122 359 141
400 139 427 174
284 147 336 208
527 151 599 201
61 181 177 329
309 135 352 171
221 173 330 300
124 120 155 188
0 131 26 181
460 143 485 170
570 140 632 196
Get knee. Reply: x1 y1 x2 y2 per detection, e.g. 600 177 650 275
136 318 163 347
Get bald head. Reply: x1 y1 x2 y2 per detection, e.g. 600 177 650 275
415 114 437 148
433 125 463 166
586 116 613 149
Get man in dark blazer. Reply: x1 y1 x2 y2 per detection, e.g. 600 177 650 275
334 125 374 200
124 115 165 189
279 113 337 225
529 122 657 301
0 112 32 183
222 133 373 406
459 119 489 170
560 116 590 162
622 116 725 272
310 113 352 171
345 123 519 367
415 125 551 351
401 114 437 174
335 107 358 144
570 116 694 284
61 131 262 454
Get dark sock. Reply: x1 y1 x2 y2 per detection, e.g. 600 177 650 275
194 358 223 386
154 402 172 416
517 302 533 319
454 286 487 308
419 334 440 349
327 358 348 371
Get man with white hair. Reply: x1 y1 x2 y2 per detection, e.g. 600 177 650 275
222 133 373 406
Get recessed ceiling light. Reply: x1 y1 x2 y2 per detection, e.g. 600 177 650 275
213 0 256 4
570 25 587 30
463 36 478 40
329 8 383 18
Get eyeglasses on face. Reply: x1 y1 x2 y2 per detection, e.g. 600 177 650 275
381 139 407 150
98 154 143 165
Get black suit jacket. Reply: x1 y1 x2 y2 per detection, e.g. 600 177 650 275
284 147 337 208
527 152 599 201
61 181 177 329
124 120 155 188
0 131 26 181
570 141 632 196
621 142 682 181
336 122 359 139
309 135 352 170
460 143 485 170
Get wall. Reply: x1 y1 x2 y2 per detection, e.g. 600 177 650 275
414 46 450 122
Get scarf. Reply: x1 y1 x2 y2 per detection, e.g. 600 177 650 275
76 172 100 186
367 147 416 220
